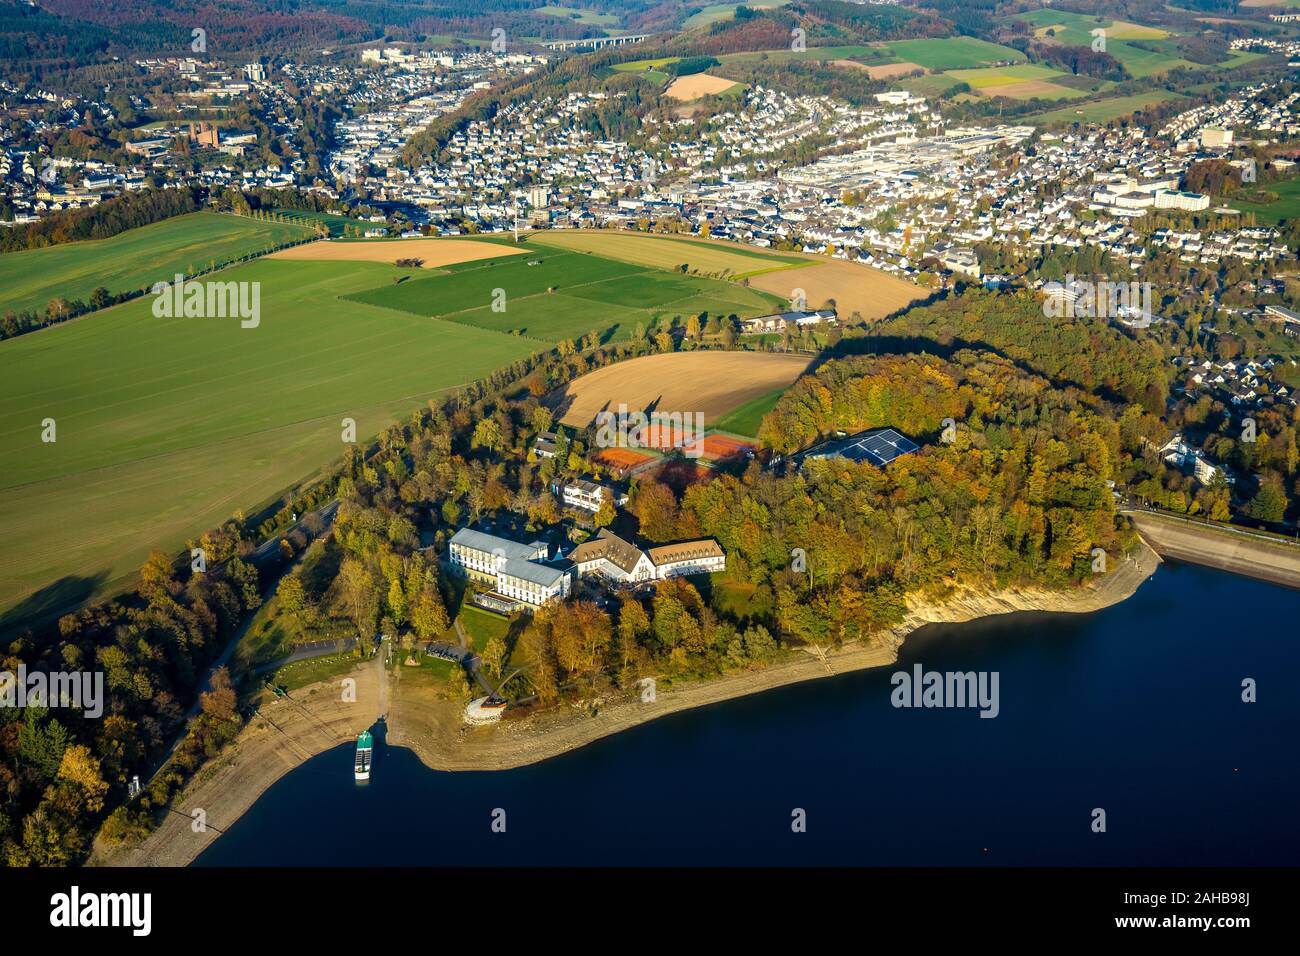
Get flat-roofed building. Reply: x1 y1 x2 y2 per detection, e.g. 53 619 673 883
497 557 570 606
448 527 548 585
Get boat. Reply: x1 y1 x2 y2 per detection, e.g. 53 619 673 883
354 731 373 781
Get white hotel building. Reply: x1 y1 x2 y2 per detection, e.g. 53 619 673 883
448 528 571 608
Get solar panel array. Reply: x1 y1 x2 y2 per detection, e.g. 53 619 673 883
842 429 920 467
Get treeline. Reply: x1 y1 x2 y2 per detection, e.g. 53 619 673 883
292 343 1135 708
679 0 951 54
866 288 1171 412
0 186 201 253
0 528 267 864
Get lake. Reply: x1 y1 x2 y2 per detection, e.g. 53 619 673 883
196 561 1299 866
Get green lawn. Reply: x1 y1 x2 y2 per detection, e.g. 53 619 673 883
711 386 788 437
270 207 376 238
883 37 1026 71
0 212 314 317
0 257 539 625
1221 178 1300 223
456 605 511 653
347 248 784 344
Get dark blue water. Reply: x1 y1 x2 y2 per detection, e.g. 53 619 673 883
197 561 1300 865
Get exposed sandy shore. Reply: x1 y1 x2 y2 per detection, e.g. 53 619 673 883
1128 511 1300 590
92 656 383 868
97 541 1160 867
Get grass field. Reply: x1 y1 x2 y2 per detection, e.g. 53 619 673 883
535 5 619 28
899 72 965 97
711 386 789 437
945 63 1090 100
347 246 784 344
269 207 374 237
718 44 896 66
1029 90 1188 126
1222 178 1300 223
0 257 540 626
0 212 314 317
529 230 806 276
684 0 788 29
883 37 1026 71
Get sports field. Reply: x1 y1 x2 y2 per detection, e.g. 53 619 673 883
0 257 538 625
347 245 786 344
0 212 314 317
883 37 1026 71
555 351 812 428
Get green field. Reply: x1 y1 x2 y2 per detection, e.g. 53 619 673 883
1029 90 1189 126
711 387 787 437
0 257 539 626
348 247 784 343
899 72 965 97
535 5 619 29
270 207 375 237
719 43 895 66
684 0 789 30
883 37 1026 71
0 212 314 317
1221 178 1300 223
943 63 1092 99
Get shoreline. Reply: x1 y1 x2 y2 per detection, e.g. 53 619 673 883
96 540 1160 868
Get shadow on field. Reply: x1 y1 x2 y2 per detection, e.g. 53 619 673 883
0 572 109 636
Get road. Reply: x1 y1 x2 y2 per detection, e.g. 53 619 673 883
140 499 341 787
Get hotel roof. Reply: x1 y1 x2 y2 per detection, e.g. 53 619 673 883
449 527 546 562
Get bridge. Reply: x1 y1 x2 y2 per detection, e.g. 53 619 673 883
544 33 653 51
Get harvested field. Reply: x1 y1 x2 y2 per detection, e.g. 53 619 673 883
664 73 740 100
981 79 1082 100
848 61 924 79
555 351 812 428
745 258 927 321
268 238 524 268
